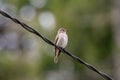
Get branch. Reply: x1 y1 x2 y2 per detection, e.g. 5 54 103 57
0 10 113 80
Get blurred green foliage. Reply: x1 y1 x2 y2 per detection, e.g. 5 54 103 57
0 0 113 80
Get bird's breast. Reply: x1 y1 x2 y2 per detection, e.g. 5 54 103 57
57 33 68 48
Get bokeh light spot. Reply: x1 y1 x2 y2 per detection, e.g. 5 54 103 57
38 12 56 30
20 5 36 22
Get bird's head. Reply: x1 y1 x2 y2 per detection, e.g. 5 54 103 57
58 28 66 33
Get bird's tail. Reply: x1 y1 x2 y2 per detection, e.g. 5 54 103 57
54 56 58 64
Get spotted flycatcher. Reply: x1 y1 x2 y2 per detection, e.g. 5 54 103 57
54 28 68 64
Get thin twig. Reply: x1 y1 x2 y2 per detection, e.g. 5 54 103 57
0 10 113 80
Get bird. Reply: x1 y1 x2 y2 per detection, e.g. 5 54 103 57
54 28 68 64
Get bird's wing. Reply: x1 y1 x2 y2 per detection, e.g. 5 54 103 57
54 34 59 45
54 34 61 56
